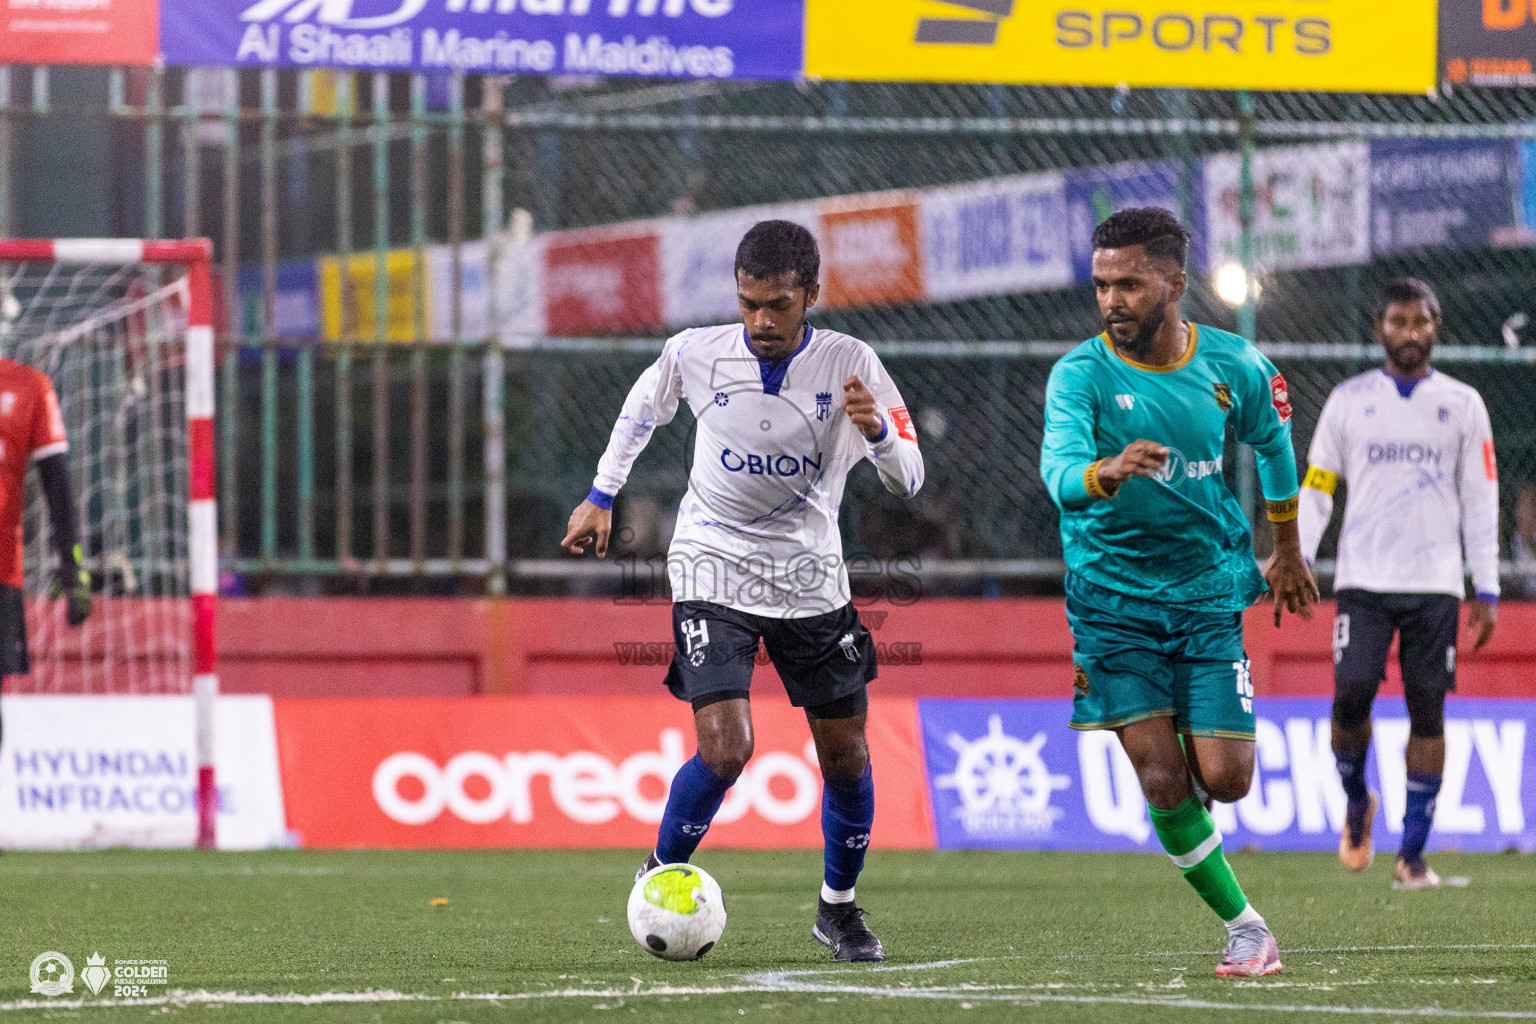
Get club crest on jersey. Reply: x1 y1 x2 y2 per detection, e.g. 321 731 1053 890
816 391 832 421
1438 406 1449 423
1269 372 1293 423
1212 382 1232 412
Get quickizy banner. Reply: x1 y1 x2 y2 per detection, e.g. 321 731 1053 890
272 697 934 849
160 0 805 80
918 698 1535 853
1441 0 1536 87
805 0 1436 93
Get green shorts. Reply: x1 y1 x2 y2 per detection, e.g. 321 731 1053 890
1065 573 1255 741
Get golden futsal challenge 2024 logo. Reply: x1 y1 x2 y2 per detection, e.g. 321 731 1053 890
29 951 169 999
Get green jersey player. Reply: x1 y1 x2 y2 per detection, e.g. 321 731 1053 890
1040 208 1319 978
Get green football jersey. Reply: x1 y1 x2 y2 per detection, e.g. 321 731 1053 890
1040 323 1300 610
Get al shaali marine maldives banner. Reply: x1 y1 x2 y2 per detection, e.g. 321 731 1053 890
919 699 1534 853
160 0 805 80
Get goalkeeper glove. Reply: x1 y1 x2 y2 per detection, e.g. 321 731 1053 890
51 544 92 626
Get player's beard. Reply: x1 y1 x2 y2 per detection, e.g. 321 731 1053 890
1385 339 1432 376
1107 300 1167 361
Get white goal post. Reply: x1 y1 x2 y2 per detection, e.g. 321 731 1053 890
0 238 218 849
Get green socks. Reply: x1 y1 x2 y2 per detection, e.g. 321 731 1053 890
1149 795 1250 923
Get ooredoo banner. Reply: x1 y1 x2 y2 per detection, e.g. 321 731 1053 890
544 228 662 337
0 0 158 65
0 695 289 850
919 698 1535 853
159 0 805 80
272 697 934 849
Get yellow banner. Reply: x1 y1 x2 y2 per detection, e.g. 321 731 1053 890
319 250 427 343
805 1 1436 93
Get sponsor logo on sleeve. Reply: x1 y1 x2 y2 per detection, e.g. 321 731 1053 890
889 405 917 442
1484 439 1498 481
1269 372 1293 423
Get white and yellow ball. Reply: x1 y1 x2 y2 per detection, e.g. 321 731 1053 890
627 862 727 961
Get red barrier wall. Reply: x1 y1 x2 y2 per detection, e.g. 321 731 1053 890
219 598 1535 700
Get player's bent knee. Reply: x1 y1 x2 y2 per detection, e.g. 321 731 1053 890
818 746 870 787
1405 687 1447 739
1331 683 1376 732
697 741 752 783
1204 771 1252 805
1136 764 1193 811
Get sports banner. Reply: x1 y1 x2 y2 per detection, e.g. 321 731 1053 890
921 172 1073 303
544 227 663 337
0 696 289 851
1369 139 1520 254
918 698 1536 853
272 697 934 849
0 0 158 65
805 0 1436 93
1441 0 1536 87
1203 141 1370 274
159 0 804 80
819 195 926 310
1064 159 1202 285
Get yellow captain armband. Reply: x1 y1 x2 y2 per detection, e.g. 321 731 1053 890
1084 459 1118 500
1267 496 1300 523
1302 465 1338 496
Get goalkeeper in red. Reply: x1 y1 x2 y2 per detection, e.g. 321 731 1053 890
1040 209 1319 978
0 358 91 732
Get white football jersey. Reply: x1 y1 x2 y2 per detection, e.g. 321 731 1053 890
1299 368 1500 600
592 323 925 618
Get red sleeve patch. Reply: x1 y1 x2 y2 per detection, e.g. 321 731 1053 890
1269 372 1292 424
889 405 918 443
1484 439 1498 482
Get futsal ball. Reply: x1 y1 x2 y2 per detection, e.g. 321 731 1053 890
627 862 727 961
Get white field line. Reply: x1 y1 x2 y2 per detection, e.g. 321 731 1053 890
4 951 1535 1017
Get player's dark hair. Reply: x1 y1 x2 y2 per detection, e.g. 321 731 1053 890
1374 277 1442 325
735 220 820 290
1090 207 1190 270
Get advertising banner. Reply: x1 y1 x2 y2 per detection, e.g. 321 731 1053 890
544 227 662 337
919 698 1535 853
921 173 1072 302
659 203 820 329
1064 159 1201 285
426 237 547 346
805 0 1436 93
0 0 157 65
819 196 926 310
0 696 289 851
273 696 933 849
1370 139 1519 254
1204 141 1370 274
237 260 322 340
319 249 426 343
1441 0 1536 87
160 0 804 80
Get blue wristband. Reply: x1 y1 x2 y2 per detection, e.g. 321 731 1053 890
587 486 615 510
868 419 889 444
1475 592 1499 606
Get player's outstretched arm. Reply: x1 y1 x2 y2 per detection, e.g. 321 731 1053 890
1264 515 1319 628
560 499 613 559
36 453 90 626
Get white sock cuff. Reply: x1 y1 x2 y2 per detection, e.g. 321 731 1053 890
1224 904 1264 931
821 883 856 904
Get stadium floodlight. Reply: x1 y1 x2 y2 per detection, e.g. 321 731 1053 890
0 238 219 850
1214 263 1253 308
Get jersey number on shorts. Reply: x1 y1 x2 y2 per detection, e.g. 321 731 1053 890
1333 614 1350 666
682 618 711 667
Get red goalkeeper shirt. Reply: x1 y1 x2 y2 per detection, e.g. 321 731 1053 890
0 360 67 588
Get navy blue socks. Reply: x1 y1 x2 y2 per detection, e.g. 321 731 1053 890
1400 772 1442 865
821 764 875 898
655 753 733 864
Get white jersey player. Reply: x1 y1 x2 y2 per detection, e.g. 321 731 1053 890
562 220 923 963
1298 278 1498 891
